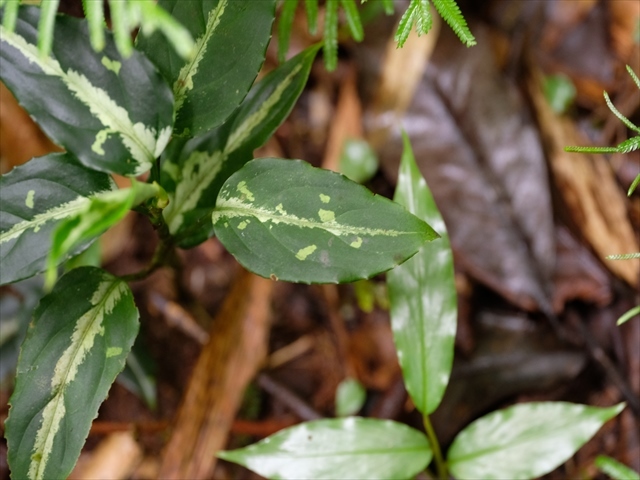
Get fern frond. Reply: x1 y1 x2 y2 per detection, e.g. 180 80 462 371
563 146 620 154
394 0 419 48
432 0 476 46
617 136 640 154
278 0 299 62
604 91 640 134
324 0 339 71
415 0 432 36
627 65 640 89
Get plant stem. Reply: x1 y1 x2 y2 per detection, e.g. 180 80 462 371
423 414 448 480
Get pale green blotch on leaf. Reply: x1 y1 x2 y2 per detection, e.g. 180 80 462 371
106 347 122 358
238 220 249 230
318 209 335 222
350 237 362 249
296 245 317 260
25 190 35 209
320 194 330 203
237 181 255 202
101 56 121 75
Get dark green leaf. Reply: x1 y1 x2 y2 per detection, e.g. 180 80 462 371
335 378 366 416
448 402 625 480
45 181 162 288
0 153 115 286
304 0 318 34
218 417 432 480
161 45 320 247
0 6 174 176
6 267 139 480
595 455 640 480
387 133 456 415
212 158 438 283
136 0 275 137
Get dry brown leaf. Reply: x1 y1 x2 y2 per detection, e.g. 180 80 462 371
527 67 640 288
158 269 273 479
608 0 640 62
68 431 142 480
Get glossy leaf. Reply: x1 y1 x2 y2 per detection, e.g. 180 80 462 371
161 45 320 247
0 6 174 176
45 181 162 288
335 378 366 416
6 267 139 480
218 417 432 480
595 455 640 480
448 402 625 480
387 133 456 415
0 153 115 286
136 0 275 137
212 158 438 283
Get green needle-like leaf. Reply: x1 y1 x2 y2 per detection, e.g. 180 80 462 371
596 455 640 480
212 158 438 283
387 133 456 415
1 0 19 31
304 0 318 34
616 305 639 326
82 0 105 51
448 402 625 480
629 173 640 196
340 0 364 41
218 418 432 480
278 0 298 62
0 153 115 286
323 0 338 71
36 0 58 55
6 267 139 480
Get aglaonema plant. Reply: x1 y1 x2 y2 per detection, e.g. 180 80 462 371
0 2 439 479
218 135 626 480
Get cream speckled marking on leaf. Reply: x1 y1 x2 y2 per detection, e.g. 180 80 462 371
100 56 121 75
173 0 228 115
295 245 317 260
318 209 335 222
25 190 35 209
0 27 169 175
350 237 363 248
319 194 330 203
106 347 122 358
28 278 128 480
236 181 255 202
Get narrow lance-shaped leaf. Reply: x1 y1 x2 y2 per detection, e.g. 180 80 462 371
595 455 640 480
218 418 432 480
45 181 163 288
161 44 321 247
136 0 275 137
6 267 139 480
0 6 174 176
387 132 456 415
447 402 625 480
212 158 438 284
0 153 115 286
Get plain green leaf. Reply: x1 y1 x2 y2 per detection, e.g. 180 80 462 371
0 6 174 176
45 181 162 288
6 267 139 480
212 158 438 283
0 153 115 286
339 138 379 184
160 44 320 247
448 402 625 480
387 133 456 416
616 305 639 326
278 0 298 62
136 0 275 137
595 455 640 480
335 377 366 416
340 0 364 42
323 0 338 71
218 417 432 480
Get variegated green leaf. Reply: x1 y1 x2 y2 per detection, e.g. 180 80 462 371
387 133 456 415
45 181 163 288
136 0 275 137
0 6 174 176
161 44 320 247
6 267 139 480
218 418 432 480
0 153 115 286
447 402 625 480
212 158 438 284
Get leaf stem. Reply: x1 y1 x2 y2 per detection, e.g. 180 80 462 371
423 414 448 479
